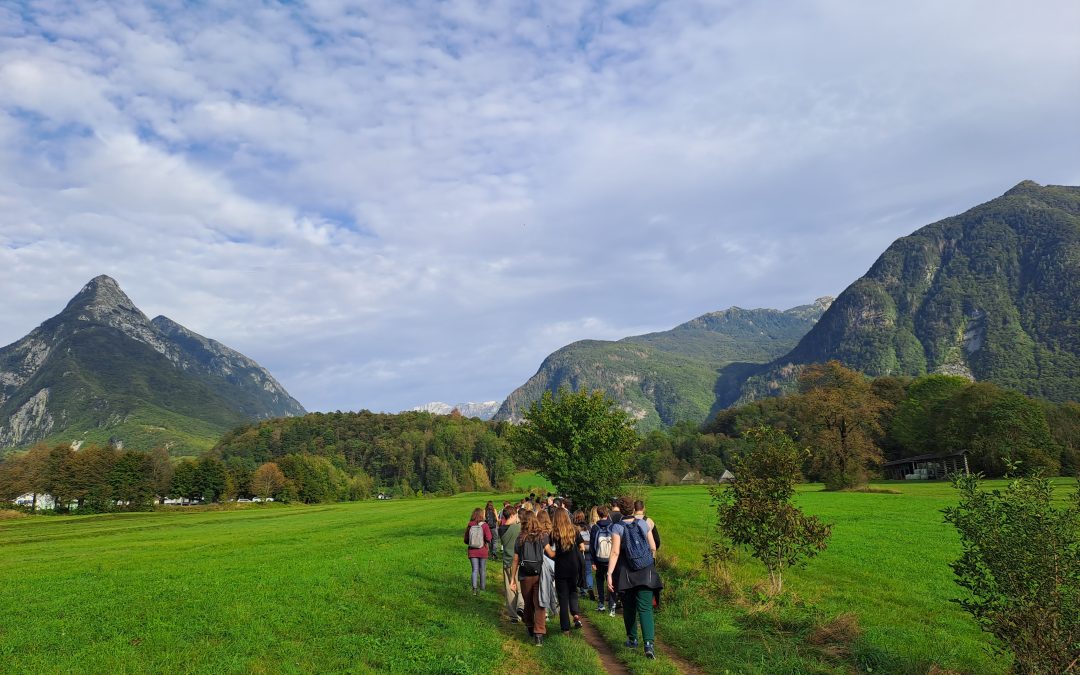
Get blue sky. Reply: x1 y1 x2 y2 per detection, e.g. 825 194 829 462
1 0 1078 412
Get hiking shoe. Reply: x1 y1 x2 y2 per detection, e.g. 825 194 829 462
624 637 639 648
534 634 544 646
644 642 655 659
573 618 582 629
597 603 606 612
516 608 525 619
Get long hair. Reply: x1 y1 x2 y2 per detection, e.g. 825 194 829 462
572 510 587 531
519 509 542 542
535 509 552 535
588 506 599 526
485 501 496 519
552 509 578 552
470 507 483 524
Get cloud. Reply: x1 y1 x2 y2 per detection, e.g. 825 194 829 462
0 0 1078 412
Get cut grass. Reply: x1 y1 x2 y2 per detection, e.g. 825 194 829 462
1 479 1052 673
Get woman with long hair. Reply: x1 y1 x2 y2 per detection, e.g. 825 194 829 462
551 509 585 634
465 506 493 595
534 509 558 621
509 509 548 645
573 510 595 601
485 501 499 559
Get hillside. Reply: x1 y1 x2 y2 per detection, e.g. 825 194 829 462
722 181 1080 407
0 276 305 455
496 300 831 429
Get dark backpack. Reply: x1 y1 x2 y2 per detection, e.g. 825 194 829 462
622 519 654 571
520 539 544 576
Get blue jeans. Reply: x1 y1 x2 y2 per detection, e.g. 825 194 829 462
470 557 487 590
583 554 594 591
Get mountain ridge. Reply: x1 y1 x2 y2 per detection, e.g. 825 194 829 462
0 276 305 454
495 299 832 429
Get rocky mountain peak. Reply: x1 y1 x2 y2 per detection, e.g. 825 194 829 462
63 275 146 323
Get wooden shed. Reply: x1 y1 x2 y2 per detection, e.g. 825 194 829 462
882 450 969 480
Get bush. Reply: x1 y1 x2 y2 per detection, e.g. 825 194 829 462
943 473 1080 673
711 425 831 593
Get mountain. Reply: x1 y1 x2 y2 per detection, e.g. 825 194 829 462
495 299 832 429
721 181 1080 407
410 401 501 420
0 275 305 454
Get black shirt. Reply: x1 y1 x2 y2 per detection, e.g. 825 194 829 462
552 532 585 580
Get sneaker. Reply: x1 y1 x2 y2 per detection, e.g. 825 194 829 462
516 608 525 619
609 606 617 618
624 637 639 648
573 618 582 629
510 616 520 624
644 642 655 659
534 634 544 647
588 589 596 601
597 603 606 612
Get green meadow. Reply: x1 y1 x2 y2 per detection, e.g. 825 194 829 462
0 479 1045 673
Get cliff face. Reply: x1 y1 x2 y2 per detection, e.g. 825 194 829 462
0 276 305 453
722 181 1080 407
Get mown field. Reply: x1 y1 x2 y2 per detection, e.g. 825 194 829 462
0 479 1050 673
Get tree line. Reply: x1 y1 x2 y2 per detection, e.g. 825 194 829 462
630 361 1079 488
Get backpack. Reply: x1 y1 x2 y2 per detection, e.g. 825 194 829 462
595 524 613 562
622 519 654 571
468 523 485 549
520 538 544 576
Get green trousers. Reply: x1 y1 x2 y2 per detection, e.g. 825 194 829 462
622 588 655 642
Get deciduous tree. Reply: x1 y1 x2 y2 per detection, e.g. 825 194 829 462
711 426 831 593
251 462 286 501
797 361 888 489
510 388 638 507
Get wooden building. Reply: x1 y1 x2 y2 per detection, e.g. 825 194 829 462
882 450 970 480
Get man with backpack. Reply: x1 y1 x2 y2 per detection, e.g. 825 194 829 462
590 505 615 614
499 507 525 623
606 498 662 660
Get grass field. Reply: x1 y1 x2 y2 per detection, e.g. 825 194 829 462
1 479 1056 673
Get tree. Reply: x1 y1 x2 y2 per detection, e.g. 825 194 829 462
250 462 286 501
711 426 831 593
944 473 1080 673
109 451 155 510
797 361 888 489
148 447 174 504
194 456 228 502
466 462 492 492
171 460 200 501
510 388 639 507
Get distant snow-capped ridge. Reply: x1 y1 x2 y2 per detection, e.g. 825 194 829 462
410 401 500 420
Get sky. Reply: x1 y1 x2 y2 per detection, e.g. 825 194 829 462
1 0 1078 413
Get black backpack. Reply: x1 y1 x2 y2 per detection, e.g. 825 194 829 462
520 539 544 576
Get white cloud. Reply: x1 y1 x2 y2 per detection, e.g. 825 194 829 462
0 0 1078 412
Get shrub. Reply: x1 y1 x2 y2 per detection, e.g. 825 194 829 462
711 425 831 593
943 473 1080 673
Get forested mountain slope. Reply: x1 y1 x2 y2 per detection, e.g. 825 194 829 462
723 181 1080 407
496 300 831 429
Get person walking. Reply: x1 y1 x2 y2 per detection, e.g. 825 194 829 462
535 510 559 622
510 510 549 646
606 499 662 659
499 507 525 623
465 507 493 595
573 510 594 601
551 509 585 635
485 501 499 559
590 505 615 614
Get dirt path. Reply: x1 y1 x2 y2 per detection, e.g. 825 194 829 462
654 637 707 675
577 614 631 675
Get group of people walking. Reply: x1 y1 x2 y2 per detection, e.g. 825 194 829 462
464 494 662 659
